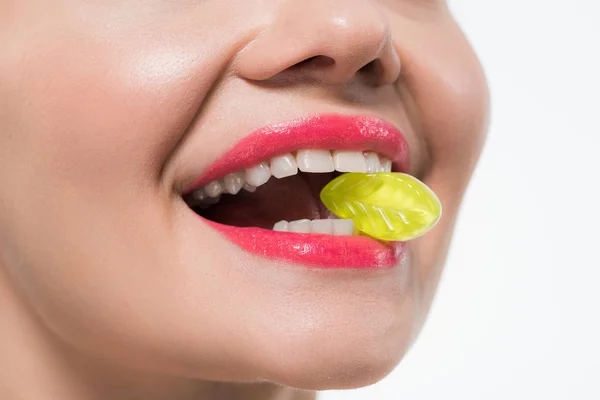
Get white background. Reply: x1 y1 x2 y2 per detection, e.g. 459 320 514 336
323 1 600 399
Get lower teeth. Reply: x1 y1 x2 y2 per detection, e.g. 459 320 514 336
273 219 355 236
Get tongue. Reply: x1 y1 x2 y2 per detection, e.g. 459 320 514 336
202 174 335 229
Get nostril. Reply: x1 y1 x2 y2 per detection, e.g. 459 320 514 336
357 59 387 85
291 55 335 70
289 55 387 86
359 60 377 75
286 55 387 86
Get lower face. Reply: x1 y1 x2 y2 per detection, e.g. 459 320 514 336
0 0 488 390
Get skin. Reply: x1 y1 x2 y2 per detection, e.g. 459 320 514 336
0 0 489 399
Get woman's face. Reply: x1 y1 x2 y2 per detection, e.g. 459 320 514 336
0 0 488 390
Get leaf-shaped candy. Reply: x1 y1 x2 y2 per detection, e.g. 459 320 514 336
320 173 442 242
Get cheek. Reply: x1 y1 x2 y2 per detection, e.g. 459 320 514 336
0 10 240 259
0 3 263 205
400 18 490 192
392 16 489 304
0 11 236 363
8 43 206 196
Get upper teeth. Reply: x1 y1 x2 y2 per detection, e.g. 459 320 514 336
187 150 392 207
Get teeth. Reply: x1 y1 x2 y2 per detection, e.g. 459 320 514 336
270 153 298 179
310 219 333 235
272 219 356 236
381 157 392 173
245 162 271 187
333 219 355 236
199 194 221 208
243 183 257 193
365 152 382 173
288 219 311 233
204 180 224 197
333 150 367 173
223 171 245 195
296 150 335 173
273 220 289 232
189 150 391 208
188 188 207 204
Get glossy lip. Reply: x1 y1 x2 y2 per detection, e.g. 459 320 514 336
183 114 409 193
205 221 408 269
185 114 410 269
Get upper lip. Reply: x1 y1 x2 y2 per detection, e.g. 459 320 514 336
182 114 410 194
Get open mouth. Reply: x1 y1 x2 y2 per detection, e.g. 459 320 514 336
180 114 409 269
183 150 392 235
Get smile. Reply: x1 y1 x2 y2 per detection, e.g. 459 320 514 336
181 114 410 269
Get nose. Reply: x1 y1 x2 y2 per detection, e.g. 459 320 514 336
234 0 401 86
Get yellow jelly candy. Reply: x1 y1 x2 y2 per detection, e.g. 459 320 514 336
320 173 442 242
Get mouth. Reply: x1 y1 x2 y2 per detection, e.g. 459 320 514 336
181 115 410 269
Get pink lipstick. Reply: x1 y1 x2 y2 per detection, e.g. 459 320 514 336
187 114 410 269
184 114 409 193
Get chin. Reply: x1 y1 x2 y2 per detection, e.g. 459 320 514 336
251 299 418 390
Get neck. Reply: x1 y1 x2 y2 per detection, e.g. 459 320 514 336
0 267 315 400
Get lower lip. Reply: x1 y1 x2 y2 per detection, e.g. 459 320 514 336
205 220 407 269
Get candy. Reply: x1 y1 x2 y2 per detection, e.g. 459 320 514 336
320 173 442 241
